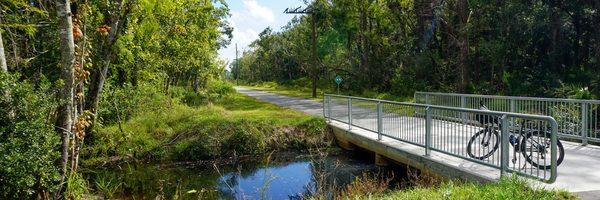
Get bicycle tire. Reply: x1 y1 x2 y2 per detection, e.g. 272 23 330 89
520 131 564 170
467 127 500 160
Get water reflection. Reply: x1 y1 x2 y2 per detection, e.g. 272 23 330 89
86 153 389 199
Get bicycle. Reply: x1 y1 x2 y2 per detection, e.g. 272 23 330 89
466 102 565 170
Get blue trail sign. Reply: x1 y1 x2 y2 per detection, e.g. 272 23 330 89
335 76 343 85
334 75 342 94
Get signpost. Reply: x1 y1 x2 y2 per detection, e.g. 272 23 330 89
335 75 342 94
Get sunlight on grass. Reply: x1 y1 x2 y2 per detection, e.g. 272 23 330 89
85 92 327 165
240 82 413 102
364 178 575 200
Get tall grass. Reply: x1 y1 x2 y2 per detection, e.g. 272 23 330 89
358 177 576 200
83 89 330 166
64 173 89 200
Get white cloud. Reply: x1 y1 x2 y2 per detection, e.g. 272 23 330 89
219 0 296 66
242 0 275 23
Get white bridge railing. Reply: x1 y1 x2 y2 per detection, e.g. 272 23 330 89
415 92 600 145
324 94 559 183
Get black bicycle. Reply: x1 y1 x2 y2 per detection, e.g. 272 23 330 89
466 102 565 170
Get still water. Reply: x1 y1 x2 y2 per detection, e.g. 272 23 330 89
86 152 404 199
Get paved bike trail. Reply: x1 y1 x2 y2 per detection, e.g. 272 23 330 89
235 87 324 116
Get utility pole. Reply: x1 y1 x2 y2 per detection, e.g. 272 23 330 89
284 6 318 98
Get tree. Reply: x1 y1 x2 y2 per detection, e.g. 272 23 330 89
0 30 6 72
55 0 76 186
85 0 134 128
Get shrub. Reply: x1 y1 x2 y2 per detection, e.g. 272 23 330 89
64 173 89 200
0 73 60 198
97 83 175 125
221 121 268 156
553 83 597 100
172 131 218 160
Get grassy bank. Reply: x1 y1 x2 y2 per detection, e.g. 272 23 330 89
315 175 576 200
372 179 574 200
241 80 412 102
83 90 330 166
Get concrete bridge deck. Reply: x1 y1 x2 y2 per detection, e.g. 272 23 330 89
235 87 600 199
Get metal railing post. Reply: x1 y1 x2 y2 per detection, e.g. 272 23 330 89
500 115 509 176
425 107 432 156
325 96 331 122
550 117 558 183
582 103 588 146
377 101 383 141
460 96 467 122
348 97 353 130
327 96 332 122
323 95 327 119
425 94 430 105
414 92 418 103
510 99 516 113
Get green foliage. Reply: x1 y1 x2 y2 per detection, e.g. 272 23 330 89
3 0 233 197
98 83 177 125
368 178 575 200
94 173 122 199
113 0 232 91
85 88 328 164
553 83 597 100
233 0 600 99
64 173 90 200
221 120 268 155
0 74 60 198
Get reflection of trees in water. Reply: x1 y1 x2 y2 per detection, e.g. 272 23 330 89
87 164 224 199
217 172 239 199
295 155 380 199
89 154 387 199
217 159 283 199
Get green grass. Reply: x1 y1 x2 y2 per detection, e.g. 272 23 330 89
354 178 576 200
241 81 413 102
243 82 326 101
83 91 329 165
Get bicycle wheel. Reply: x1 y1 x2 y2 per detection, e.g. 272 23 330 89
520 131 564 170
467 127 500 160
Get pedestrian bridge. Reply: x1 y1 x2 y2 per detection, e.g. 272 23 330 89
324 92 600 193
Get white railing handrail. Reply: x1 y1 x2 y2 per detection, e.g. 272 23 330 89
415 91 600 104
326 93 559 122
324 93 559 183
415 91 599 145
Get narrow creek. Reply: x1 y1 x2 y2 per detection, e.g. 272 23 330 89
85 149 413 199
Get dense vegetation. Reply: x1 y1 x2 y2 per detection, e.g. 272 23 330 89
84 89 328 165
1 0 235 198
232 0 600 99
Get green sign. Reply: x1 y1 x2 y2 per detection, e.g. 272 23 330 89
335 76 343 85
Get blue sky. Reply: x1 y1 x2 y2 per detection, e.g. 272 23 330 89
218 0 306 64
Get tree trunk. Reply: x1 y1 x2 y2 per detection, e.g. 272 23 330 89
86 59 110 115
71 7 88 174
457 0 469 93
0 30 7 72
192 73 199 92
311 14 318 98
549 0 562 72
359 5 368 84
85 0 131 134
415 0 434 50
594 1 600 71
0 29 12 120
55 0 76 186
